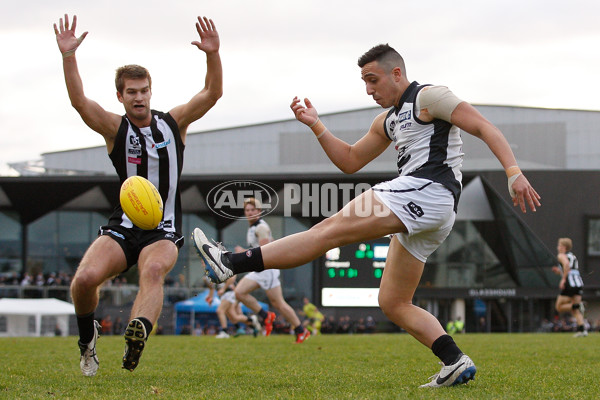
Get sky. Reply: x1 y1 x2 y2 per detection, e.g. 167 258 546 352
1 0 600 174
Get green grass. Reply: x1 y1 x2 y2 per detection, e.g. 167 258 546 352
0 333 598 399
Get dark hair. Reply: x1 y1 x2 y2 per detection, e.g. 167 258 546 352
115 64 152 94
358 44 406 75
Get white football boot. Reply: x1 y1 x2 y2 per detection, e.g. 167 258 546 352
79 320 101 377
419 354 476 388
192 228 234 283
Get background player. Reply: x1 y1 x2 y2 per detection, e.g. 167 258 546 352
553 237 587 337
301 297 325 335
215 198 310 343
209 276 261 338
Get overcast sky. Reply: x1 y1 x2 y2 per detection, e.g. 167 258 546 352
1 0 599 174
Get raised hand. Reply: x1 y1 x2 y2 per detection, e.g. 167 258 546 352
53 14 88 57
290 96 319 127
191 16 219 54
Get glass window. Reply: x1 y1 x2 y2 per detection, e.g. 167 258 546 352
586 217 600 257
0 211 22 276
27 211 109 277
28 213 58 274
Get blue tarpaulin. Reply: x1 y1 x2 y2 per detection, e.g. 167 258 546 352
174 289 268 334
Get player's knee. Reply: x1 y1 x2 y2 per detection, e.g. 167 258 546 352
378 290 408 319
139 261 168 283
378 294 393 317
309 218 345 247
234 290 246 302
71 268 102 293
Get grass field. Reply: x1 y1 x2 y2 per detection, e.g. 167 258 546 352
0 332 598 399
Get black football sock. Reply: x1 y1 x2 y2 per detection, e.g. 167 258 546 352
572 303 580 310
227 247 265 274
77 312 96 344
294 325 305 335
431 334 463 366
136 317 153 338
258 309 269 320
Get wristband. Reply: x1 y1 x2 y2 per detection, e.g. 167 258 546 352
316 128 328 139
506 166 522 198
62 50 76 58
505 165 521 178
310 119 326 137
61 35 85 59
309 118 320 128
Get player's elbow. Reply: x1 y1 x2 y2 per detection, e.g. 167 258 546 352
342 165 360 174
70 96 87 112
206 85 223 103
337 160 363 174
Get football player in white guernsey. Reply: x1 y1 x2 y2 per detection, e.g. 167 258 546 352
55 14 222 375
193 44 540 387
552 238 587 337
232 198 311 343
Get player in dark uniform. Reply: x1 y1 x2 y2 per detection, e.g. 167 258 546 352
193 44 540 388
54 13 222 376
553 237 587 337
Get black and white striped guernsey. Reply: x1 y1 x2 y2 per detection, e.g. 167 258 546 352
108 110 184 233
383 81 464 209
562 251 584 288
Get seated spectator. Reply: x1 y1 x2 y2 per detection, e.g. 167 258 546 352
101 315 113 335
365 316 376 333
113 317 124 335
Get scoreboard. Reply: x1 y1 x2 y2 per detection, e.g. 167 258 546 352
318 237 390 307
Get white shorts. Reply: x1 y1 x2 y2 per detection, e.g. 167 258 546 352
244 269 281 290
372 176 456 262
220 290 236 304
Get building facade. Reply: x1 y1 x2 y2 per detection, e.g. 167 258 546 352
1 104 600 333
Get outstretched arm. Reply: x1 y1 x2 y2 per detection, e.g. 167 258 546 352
169 16 223 138
53 14 121 146
290 97 390 174
450 102 541 213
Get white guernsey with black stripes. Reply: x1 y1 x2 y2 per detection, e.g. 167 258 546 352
109 110 184 233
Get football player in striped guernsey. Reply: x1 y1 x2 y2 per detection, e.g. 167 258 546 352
553 238 587 337
54 13 222 375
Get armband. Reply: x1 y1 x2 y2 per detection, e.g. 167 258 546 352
418 86 463 122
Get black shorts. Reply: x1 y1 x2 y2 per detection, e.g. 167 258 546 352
560 285 583 297
99 224 184 270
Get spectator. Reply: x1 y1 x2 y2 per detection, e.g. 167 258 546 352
355 318 366 334
365 316 376 333
337 316 352 334
113 317 124 335
101 315 113 335
321 315 337 334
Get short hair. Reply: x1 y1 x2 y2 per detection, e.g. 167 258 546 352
358 44 406 75
243 197 262 210
115 64 152 94
558 237 572 251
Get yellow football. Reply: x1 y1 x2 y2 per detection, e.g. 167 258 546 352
119 176 163 230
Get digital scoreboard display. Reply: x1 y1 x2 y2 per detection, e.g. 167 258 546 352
318 237 391 307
